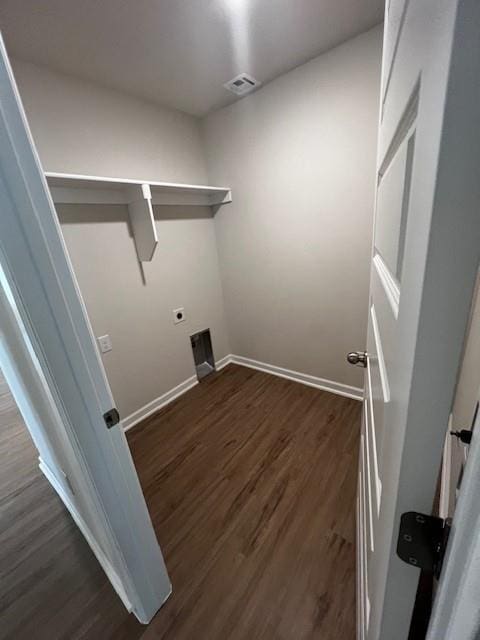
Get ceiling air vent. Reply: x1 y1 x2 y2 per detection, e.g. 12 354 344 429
223 73 261 96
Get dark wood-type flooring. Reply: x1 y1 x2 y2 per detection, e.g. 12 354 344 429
128 364 361 639
0 370 141 640
1 364 361 639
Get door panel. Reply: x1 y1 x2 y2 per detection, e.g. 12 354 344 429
369 305 390 408
357 1 480 639
375 142 408 278
365 390 382 518
367 304 389 472
375 131 415 281
360 361 382 637
369 271 396 398
362 431 375 554
381 0 408 106
357 493 365 639
358 450 371 639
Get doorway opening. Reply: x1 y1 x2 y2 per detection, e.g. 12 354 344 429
0 364 134 637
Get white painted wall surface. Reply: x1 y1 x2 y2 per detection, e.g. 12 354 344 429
11 59 208 183
10 60 230 420
11 28 382 416
202 26 382 389
58 204 230 420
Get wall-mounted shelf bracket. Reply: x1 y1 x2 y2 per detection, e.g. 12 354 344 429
127 184 158 262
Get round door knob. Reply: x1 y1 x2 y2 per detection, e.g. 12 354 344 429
347 351 367 367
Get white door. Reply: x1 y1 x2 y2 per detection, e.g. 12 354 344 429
356 1 480 639
0 36 171 623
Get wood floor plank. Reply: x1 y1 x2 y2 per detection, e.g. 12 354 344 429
127 364 361 640
1 363 360 639
0 370 142 640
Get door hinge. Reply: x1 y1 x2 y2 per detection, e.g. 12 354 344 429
397 512 451 579
103 407 120 429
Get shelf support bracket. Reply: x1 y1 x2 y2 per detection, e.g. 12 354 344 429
127 184 158 262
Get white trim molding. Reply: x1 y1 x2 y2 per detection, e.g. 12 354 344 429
39 457 134 613
122 354 233 431
122 375 198 431
373 252 400 319
370 304 391 403
215 354 233 371
123 353 363 433
230 355 363 400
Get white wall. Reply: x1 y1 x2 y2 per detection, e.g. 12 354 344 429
12 59 207 183
202 26 382 389
12 27 382 415
12 60 230 420
58 204 230 419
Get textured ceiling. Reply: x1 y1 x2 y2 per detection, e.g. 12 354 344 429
0 0 384 116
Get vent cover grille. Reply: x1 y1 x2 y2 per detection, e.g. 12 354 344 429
224 73 261 96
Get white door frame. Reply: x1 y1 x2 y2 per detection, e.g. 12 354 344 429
0 254 135 612
0 35 171 623
0 257 67 486
429 394 480 638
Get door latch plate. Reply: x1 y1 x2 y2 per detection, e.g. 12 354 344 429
103 407 120 429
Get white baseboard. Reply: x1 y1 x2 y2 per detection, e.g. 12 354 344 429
122 354 233 432
122 375 198 432
215 354 233 371
38 457 133 613
122 353 362 433
230 355 363 401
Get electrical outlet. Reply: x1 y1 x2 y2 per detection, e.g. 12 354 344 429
97 334 112 353
173 308 186 324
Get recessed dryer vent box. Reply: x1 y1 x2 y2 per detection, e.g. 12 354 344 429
190 329 215 381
